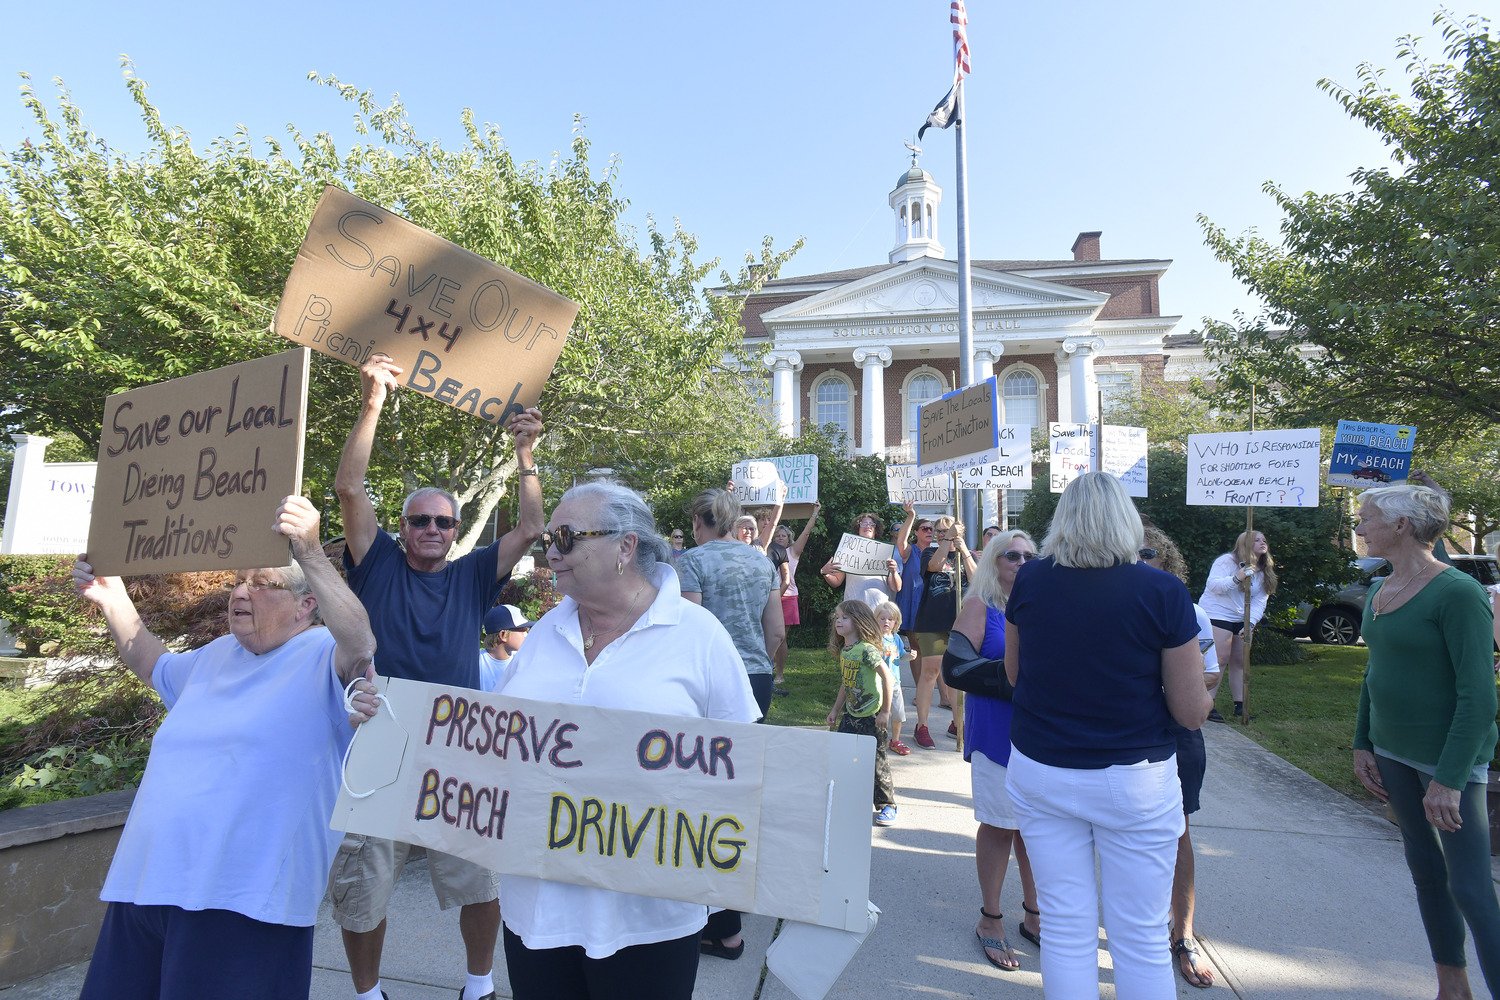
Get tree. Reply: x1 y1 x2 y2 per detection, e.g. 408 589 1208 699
1198 13 1500 443
0 66 799 554
1418 428 1500 553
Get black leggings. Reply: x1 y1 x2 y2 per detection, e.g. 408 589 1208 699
1377 754 1500 988
503 925 699 1000
748 673 773 721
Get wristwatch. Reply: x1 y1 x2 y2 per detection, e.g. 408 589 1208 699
519 467 538 476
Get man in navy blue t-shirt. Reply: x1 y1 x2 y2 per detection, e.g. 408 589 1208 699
329 352 544 1000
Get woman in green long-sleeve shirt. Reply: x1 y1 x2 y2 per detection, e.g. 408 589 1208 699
1351 484 1498 1000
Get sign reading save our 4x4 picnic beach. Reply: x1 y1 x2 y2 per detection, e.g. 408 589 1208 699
271 186 579 425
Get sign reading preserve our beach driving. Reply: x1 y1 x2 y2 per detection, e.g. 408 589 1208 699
85 348 310 576
272 187 578 424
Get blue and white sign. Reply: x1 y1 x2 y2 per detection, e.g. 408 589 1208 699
917 377 1001 476
1328 421 1417 487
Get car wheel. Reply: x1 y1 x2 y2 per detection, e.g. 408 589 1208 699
1313 609 1360 645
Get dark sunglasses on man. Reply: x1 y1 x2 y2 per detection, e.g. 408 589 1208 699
402 514 458 531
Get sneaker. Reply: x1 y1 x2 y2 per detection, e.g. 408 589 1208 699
914 724 935 749
875 805 898 826
1233 701 1244 717
1207 708 1226 723
946 721 958 740
889 739 912 755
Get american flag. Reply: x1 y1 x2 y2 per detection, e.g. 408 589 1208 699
951 0 971 77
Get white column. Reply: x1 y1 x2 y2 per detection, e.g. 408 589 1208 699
1053 347 1073 423
765 351 803 437
852 346 893 456
2 434 53 555
974 344 1006 529
1063 337 1104 424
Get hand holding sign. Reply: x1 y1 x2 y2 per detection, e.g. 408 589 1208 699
360 353 403 409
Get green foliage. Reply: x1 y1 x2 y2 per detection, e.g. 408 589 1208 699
8 735 149 800
0 555 110 657
1416 428 1500 553
1198 13 1500 442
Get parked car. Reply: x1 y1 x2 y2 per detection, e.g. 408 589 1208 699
1288 556 1389 645
1449 553 1500 596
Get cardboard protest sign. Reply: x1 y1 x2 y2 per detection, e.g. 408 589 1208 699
831 532 896 577
954 428 1033 490
1328 420 1416 487
731 454 819 518
85 349 310 575
1187 429 1321 506
1048 423 1095 493
272 186 577 426
885 465 950 504
918 377 1001 476
335 677 875 933
1102 424 1149 498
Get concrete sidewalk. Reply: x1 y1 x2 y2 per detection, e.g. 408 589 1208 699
7 699 1496 999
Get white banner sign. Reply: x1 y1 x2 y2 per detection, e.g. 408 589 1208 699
885 465 950 504
831 533 896 577
1102 424 1149 498
954 426 1033 490
1186 429 1322 506
335 677 875 932
1047 423 1149 497
731 454 819 517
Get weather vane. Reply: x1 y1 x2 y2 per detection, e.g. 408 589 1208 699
904 139 922 166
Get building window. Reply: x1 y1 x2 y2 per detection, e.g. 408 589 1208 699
813 375 852 440
1001 369 1040 428
899 204 908 240
925 201 934 238
1096 367 1139 417
902 369 946 450
910 201 922 238
1004 489 1027 528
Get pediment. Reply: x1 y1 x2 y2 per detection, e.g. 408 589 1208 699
760 259 1108 324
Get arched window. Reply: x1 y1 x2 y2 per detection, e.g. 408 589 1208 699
899 204 908 240
813 375 851 440
901 369 946 452
910 201 922 237
925 201 934 238
1002 369 1040 428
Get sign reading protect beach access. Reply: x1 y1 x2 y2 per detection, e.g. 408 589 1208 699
831 532 896 577
85 348 310 576
272 186 578 426
1186 429 1321 507
918 377 1001 476
334 677 876 933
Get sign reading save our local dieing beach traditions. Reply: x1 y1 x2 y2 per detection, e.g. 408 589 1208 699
85 348 310 576
1186 429 1321 507
335 677 876 933
1327 420 1417 487
272 186 578 426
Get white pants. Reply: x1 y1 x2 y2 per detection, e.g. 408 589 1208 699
1007 746 1185 1000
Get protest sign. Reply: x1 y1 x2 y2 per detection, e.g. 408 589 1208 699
1102 424 1149 498
831 532 896 577
85 348 310 576
1048 423 1095 493
731 454 819 518
953 428 1033 490
272 186 577 426
335 677 875 933
917 377 1001 476
1186 429 1322 506
885 465 950 504
1328 420 1416 487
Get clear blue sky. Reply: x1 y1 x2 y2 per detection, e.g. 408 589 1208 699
0 1 1469 331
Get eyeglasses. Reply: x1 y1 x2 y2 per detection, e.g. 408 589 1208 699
403 514 458 531
551 524 614 554
857 519 877 527
227 577 289 593
1138 548 1159 561
1002 550 1038 563
916 525 934 532
671 534 683 540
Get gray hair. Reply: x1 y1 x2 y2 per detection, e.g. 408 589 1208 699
1042 472 1144 569
271 559 323 626
973 529 1036 609
402 486 460 519
562 481 670 575
1358 484 1450 546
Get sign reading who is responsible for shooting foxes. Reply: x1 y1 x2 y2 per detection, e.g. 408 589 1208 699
272 186 579 426
86 348 310 577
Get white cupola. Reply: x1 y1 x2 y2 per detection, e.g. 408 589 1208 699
888 148 944 264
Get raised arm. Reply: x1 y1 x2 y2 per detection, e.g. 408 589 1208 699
336 353 403 567
491 407 546 580
893 500 916 561
952 524 978 577
275 495 376 684
788 501 820 559
71 558 167 686
755 481 788 553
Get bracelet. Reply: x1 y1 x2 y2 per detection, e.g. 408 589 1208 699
519 467 538 476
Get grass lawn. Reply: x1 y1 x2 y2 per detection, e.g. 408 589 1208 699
761 647 845 729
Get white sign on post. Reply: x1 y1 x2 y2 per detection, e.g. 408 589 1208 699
831 533 896 577
885 465 950 504
1186 429 1322 506
954 428 1033 490
731 454 819 518
1102 424 1149 498
1049 423 1096 493
335 677 875 933
1 434 96 555
1048 423 1149 497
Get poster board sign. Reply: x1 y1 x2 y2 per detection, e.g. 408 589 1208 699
335 677 875 933
731 454 819 519
1186 429 1322 506
954 427 1033 490
1102 424 1149 498
272 186 577 426
917 377 1000 476
885 465 950 504
85 348 310 576
1 460 95 555
1048 423 1095 493
831 532 896 577
1328 420 1416 487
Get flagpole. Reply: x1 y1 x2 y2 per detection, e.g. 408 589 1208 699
955 75 978 545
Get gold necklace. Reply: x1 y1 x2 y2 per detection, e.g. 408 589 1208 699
1372 564 1437 617
580 585 648 650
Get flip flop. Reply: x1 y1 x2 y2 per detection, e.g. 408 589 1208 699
1018 903 1041 947
1172 937 1213 989
976 925 1018 971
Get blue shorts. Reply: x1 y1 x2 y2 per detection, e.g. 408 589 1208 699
1175 728 1207 815
81 902 313 1000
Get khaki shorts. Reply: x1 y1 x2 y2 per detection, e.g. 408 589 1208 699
913 631 950 657
328 833 500 933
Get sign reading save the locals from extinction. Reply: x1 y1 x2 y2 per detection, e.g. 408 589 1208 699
272 186 578 426
1328 420 1417 487
885 465 950 504
831 533 896 577
1186 429 1322 507
918 377 1003 476
335 677 876 933
731 454 819 518
85 348 310 576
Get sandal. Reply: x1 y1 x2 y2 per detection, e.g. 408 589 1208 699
1018 902 1041 947
1172 937 1213 989
700 937 745 960
977 907 1018 971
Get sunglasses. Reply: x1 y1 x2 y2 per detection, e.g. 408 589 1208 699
671 534 683 540
1002 550 1038 563
403 514 458 531
1139 548 1159 561
551 524 614 554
